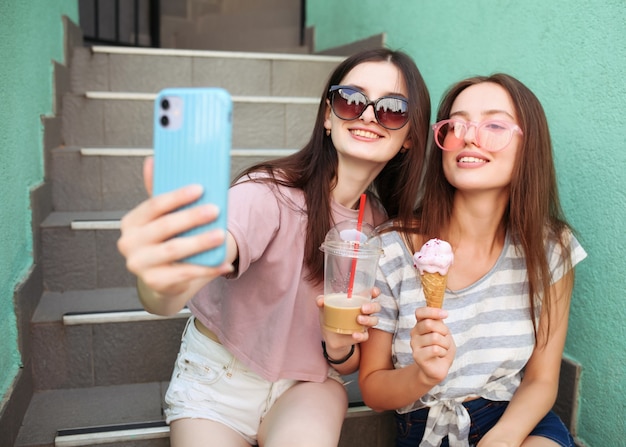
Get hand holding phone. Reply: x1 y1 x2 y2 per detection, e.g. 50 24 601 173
152 87 232 267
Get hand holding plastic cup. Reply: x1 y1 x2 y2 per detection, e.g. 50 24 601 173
320 219 383 334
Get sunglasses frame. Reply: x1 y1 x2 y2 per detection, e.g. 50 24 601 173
328 85 410 130
431 118 523 152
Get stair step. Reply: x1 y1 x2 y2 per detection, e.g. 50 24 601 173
79 147 297 157
56 421 169 446
41 211 131 291
15 382 168 447
32 288 188 390
71 45 343 96
53 406 394 447
160 5 303 54
34 287 143 320
17 381 394 447
50 146 297 211
50 146 143 212
62 91 318 149
63 307 191 326
85 92 319 102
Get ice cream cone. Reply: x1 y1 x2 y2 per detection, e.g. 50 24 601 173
414 238 453 309
420 271 447 308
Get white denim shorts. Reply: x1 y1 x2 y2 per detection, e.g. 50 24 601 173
164 317 342 445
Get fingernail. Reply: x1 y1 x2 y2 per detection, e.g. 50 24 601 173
186 184 203 196
200 204 219 216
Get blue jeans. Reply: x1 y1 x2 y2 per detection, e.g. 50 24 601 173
395 398 575 447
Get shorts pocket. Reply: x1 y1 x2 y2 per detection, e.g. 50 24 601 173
165 348 231 416
395 410 428 444
175 349 228 385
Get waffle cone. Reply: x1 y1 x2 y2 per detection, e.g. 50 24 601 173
421 272 447 308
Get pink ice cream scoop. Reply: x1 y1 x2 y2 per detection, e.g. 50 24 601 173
413 238 454 275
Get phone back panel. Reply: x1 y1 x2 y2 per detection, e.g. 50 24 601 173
153 87 232 266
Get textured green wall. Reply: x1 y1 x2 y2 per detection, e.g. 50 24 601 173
0 1 78 400
308 1 626 445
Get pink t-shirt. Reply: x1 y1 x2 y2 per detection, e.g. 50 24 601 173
189 179 386 382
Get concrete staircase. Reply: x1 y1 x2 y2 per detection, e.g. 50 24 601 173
14 43 398 447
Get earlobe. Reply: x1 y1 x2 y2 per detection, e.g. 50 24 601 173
324 100 333 134
402 137 413 150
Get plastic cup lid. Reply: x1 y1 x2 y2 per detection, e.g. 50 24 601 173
319 219 383 258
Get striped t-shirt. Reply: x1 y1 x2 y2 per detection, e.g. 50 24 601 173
374 230 587 447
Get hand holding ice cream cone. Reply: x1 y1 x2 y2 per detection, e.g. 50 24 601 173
413 239 454 308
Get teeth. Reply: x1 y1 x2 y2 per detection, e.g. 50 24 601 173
351 129 380 139
458 156 486 163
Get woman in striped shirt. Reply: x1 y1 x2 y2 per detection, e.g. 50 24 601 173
359 74 586 447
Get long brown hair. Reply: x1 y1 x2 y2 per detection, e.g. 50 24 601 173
413 74 572 341
234 48 431 284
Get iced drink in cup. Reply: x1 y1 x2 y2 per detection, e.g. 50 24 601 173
320 220 383 334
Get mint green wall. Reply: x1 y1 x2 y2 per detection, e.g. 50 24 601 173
0 1 78 400
308 1 625 445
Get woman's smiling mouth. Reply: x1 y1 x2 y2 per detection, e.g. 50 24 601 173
351 128 382 139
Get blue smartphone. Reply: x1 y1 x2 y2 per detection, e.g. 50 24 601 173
153 87 232 267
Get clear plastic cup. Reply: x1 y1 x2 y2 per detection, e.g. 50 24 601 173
320 220 383 334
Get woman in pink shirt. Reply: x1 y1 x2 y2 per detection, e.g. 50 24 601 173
117 48 431 447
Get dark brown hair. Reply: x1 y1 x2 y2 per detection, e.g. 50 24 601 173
407 73 572 342
234 48 431 284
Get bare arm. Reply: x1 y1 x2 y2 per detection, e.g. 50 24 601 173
118 157 237 316
477 271 574 447
359 307 456 412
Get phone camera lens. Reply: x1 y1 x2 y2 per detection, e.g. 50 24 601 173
160 115 169 127
161 98 170 110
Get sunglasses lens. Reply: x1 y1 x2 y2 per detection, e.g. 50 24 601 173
331 87 367 120
330 86 409 130
375 97 408 129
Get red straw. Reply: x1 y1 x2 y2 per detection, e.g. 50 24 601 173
347 193 367 298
